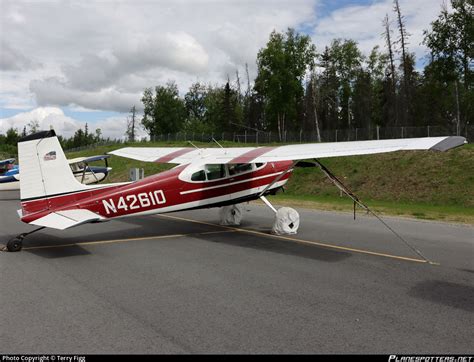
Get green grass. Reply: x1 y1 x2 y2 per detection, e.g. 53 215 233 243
266 193 474 224
65 141 474 224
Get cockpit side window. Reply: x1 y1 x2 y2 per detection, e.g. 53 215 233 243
191 170 206 181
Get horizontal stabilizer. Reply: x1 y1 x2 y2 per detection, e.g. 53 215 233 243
29 209 104 230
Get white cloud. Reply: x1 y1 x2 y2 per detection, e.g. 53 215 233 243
0 107 146 140
93 116 148 141
0 41 40 71
1 0 446 121
0 107 80 138
61 32 209 92
1 0 316 113
29 78 142 113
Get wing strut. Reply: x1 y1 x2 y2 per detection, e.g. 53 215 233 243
258 161 297 197
313 159 435 264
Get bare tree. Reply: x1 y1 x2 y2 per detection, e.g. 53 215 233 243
310 72 322 142
126 105 137 142
393 0 410 87
245 63 251 97
383 14 396 92
382 14 398 126
27 120 40 134
235 69 242 103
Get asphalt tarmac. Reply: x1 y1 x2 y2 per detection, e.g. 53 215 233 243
0 190 473 354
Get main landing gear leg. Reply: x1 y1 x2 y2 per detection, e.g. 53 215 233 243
259 196 300 235
259 195 277 214
5 227 45 252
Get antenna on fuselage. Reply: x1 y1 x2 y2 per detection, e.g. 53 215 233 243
187 140 200 150
211 137 224 149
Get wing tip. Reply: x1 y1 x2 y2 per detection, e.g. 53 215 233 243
430 136 467 152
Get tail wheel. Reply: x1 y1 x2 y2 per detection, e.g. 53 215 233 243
6 238 23 252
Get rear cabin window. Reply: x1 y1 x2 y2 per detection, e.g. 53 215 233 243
228 163 252 176
205 164 226 180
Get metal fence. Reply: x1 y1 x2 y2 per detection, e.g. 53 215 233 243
63 124 473 151
65 140 119 153
149 124 473 144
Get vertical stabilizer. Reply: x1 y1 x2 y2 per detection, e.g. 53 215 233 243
18 130 87 201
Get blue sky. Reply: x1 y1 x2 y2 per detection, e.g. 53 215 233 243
0 0 443 138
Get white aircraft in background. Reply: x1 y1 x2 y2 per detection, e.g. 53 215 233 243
0 155 112 191
67 155 112 185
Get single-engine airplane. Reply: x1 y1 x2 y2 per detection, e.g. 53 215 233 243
0 155 111 191
4 129 466 252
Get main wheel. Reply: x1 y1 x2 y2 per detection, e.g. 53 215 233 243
6 238 23 252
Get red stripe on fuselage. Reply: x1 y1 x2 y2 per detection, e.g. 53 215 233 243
229 146 277 163
21 185 123 216
155 148 194 163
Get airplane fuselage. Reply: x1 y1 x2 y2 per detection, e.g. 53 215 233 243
20 161 293 224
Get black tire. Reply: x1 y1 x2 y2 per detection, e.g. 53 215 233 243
6 238 22 252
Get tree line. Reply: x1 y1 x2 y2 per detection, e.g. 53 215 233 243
0 121 108 156
137 0 472 141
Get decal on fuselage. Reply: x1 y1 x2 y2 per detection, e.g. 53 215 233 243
102 190 166 214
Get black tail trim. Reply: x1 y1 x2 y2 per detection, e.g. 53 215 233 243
19 130 56 142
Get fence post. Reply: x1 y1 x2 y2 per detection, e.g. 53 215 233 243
376 126 380 140
355 128 358 141
256 131 259 145
245 130 247 144
335 129 338 142
401 127 404 138
268 131 271 143
427 125 430 137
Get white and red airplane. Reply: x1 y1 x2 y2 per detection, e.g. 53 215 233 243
5 129 466 252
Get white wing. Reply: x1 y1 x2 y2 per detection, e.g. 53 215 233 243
109 136 466 164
